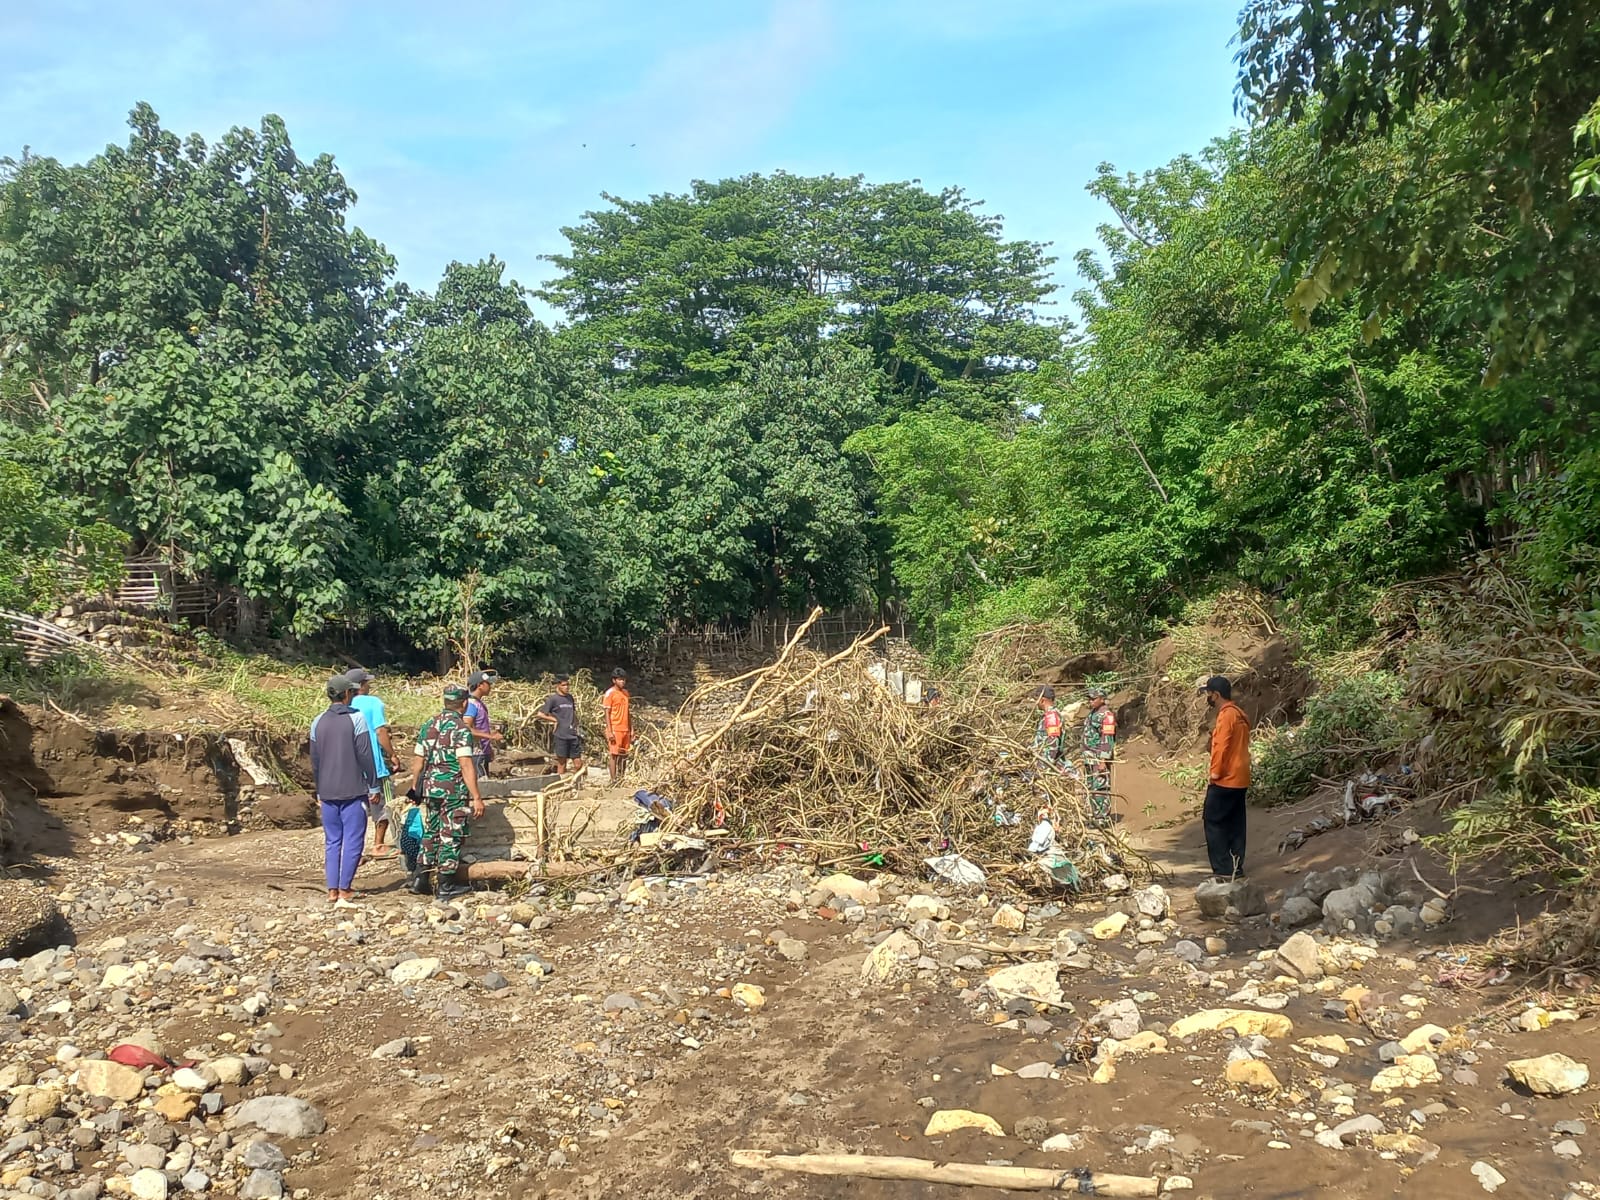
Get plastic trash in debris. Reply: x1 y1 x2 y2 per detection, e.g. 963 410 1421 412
925 853 986 887
1039 856 1081 890
1027 811 1057 855
631 789 674 843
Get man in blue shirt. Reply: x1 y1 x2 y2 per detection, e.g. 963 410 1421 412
347 668 398 860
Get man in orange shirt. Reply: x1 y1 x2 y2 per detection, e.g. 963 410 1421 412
1202 675 1252 879
601 668 633 782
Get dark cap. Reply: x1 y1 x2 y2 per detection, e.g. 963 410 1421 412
612 667 628 680
1037 686 1056 700
1203 675 1232 699
325 673 353 700
443 684 470 703
1087 686 1107 700
467 670 497 689
346 667 373 685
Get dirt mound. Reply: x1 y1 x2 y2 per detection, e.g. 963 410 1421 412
1144 628 1312 751
1 702 247 845
0 879 70 956
1033 648 1124 690
0 696 68 859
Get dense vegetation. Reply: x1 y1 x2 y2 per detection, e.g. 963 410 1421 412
2 5 1596 676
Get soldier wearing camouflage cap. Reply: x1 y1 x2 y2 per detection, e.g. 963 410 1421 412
402 683 484 901
1082 687 1116 825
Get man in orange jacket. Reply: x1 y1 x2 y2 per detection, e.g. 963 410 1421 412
1202 675 1252 879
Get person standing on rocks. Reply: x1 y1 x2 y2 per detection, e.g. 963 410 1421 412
536 674 584 779
347 668 398 859
1033 686 1067 769
309 674 379 908
464 670 504 779
601 668 633 782
1082 687 1117 825
406 684 484 901
1202 674 1252 878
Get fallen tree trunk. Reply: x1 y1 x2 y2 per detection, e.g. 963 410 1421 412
729 1150 1182 1195
459 859 598 882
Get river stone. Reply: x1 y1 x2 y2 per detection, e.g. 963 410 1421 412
1195 878 1266 920
230 1095 326 1138
1279 896 1321 928
129 1168 169 1200
389 957 441 985
924 1109 1004 1137
1274 931 1322 981
1506 1053 1590 1097
987 961 1063 1007
861 930 921 985
1168 1008 1292 1040
817 873 879 905
74 1059 144 1101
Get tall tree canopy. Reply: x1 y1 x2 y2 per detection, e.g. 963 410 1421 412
0 103 394 631
541 172 1059 419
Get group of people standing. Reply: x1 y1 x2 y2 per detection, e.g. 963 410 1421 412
308 667 635 905
534 668 634 784
1033 685 1117 823
1034 674 1254 881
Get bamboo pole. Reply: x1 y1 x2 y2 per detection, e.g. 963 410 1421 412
729 1151 1180 1195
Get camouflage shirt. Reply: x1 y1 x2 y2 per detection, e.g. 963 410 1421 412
1083 705 1116 761
413 710 474 799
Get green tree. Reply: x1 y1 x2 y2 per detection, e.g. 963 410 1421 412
1236 0 1600 377
374 259 591 649
542 172 1058 418
0 105 394 633
572 338 882 632
0 458 126 615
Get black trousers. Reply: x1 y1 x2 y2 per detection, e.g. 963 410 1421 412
1203 784 1249 877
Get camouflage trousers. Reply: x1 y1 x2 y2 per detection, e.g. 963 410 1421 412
1085 759 1113 823
418 790 470 874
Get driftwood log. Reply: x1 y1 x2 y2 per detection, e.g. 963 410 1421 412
729 1150 1185 1195
458 859 597 882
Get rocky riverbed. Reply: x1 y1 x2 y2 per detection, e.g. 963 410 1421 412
0 829 1593 1200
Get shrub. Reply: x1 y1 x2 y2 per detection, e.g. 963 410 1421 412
1250 670 1415 806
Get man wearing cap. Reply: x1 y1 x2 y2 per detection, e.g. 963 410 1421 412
309 674 379 907
1202 675 1252 878
1082 688 1117 824
1033 686 1066 769
536 674 584 778
346 669 399 859
464 670 503 779
601 668 633 782
405 684 484 901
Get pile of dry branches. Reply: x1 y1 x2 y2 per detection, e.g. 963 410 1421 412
649 612 1152 894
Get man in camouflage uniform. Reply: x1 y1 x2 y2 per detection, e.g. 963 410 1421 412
1082 687 1116 824
1033 686 1067 769
404 684 484 901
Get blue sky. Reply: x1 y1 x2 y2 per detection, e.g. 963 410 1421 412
2 0 1244 322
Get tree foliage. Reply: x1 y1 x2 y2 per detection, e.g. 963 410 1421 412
541 172 1058 419
859 122 1598 656
0 104 392 631
1236 0 1600 377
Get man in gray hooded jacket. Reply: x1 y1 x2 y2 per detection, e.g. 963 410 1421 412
310 674 378 906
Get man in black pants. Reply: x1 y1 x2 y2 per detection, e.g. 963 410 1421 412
1202 675 1252 878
